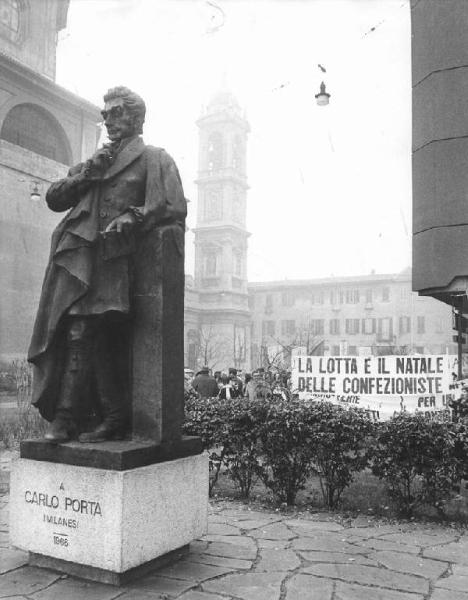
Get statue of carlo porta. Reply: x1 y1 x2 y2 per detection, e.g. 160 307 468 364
27 86 186 443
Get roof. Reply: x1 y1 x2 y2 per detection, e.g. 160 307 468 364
248 269 412 291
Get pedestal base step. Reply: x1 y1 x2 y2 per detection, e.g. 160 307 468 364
20 436 202 470
29 545 189 586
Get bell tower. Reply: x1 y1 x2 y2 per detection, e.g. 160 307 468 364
192 89 251 371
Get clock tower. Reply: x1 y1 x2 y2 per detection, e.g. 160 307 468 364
192 89 251 371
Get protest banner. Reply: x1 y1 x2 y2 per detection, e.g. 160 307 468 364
291 355 458 421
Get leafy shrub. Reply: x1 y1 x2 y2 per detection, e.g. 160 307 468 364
253 398 318 505
183 396 228 495
308 404 373 509
222 397 262 498
370 414 464 517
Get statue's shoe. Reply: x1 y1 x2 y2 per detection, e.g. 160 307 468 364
44 420 75 443
78 423 125 443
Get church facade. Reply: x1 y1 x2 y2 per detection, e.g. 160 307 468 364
0 0 100 358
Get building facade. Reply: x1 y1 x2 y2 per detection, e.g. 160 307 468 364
0 0 100 358
249 269 456 370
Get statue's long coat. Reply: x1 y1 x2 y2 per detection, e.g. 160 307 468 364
28 136 186 421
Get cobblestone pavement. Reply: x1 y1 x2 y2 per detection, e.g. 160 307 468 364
2 490 468 599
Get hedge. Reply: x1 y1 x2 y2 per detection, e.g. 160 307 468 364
183 396 468 515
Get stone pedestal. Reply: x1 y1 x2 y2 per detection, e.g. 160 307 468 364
10 209 208 584
10 445 208 585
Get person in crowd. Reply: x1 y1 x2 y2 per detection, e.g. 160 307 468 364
228 367 244 396
218 374 240 400
245 370 272 401
271 373 290 401
213 371 222 389
191 366 219 399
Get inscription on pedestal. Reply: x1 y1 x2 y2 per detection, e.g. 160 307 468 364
10 460 121 570
24 485 103 550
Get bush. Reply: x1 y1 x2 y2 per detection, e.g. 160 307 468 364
184 397 375 507
222 397 262 498
253 398 318 505
183 396 228 495
370 413 464 517
308 404 373 509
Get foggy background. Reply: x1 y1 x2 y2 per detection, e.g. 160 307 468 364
56 0 411 282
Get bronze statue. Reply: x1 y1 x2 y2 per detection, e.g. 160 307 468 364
27 86 186 443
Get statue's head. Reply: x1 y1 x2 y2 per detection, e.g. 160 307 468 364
101 86 146 142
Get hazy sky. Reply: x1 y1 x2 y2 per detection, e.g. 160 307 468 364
56 0 411 282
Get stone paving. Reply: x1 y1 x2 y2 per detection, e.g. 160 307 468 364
2 490 468 600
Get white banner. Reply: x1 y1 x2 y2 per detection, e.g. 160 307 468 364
291 355 459 421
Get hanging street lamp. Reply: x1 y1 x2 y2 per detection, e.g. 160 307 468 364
315 81 330 106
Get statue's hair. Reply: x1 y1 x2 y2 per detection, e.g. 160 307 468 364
103 86 146 134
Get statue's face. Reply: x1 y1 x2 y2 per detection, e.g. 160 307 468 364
101 98 136 142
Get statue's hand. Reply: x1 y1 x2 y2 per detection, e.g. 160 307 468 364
104 212 136 234
84 145 115 180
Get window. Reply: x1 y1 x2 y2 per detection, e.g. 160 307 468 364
204 188 222 220
204 252 218 277
346 289 360 304
0 0 20 42
232 135 242 170
399 316 411 334
281 291 295 307
417 316 425 334
329 319 340 335
330 290 336 305
281 320 296 336
435 317 444 334
316 291 324 304
233 250 242 277
332 345 340 356
1 104 72 165
348 346 358 356
377 317 393 340
382 287 390 302
345 319 360 335
365 289 373 303
262 320 275 337
310 319 324 335
232 192 242 223
265 294 273 313
362 318 376 335
207 132 223 171
248 295 255 309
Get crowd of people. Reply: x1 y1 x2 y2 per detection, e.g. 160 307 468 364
185 366 292 401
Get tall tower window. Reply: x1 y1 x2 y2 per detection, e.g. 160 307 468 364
204 188 222 221
232 135 242 170
1 103 72 165
207 132 223 172
232 192 242 223
233 249 242 277
204 250 220 278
